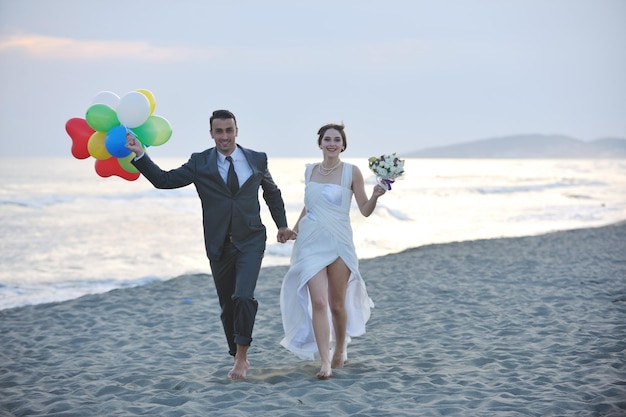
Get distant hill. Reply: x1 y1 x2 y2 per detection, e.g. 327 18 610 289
406 134 626 158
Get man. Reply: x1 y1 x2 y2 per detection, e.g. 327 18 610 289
126 109 292 379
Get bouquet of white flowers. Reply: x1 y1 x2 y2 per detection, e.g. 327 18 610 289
368 153 405 190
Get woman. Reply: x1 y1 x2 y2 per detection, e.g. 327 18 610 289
280 123 386 379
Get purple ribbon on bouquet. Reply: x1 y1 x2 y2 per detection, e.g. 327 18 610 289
378 177 395 190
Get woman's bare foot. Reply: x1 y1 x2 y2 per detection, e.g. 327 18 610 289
331 351 345 369
316 362 332 379
228 358 250 380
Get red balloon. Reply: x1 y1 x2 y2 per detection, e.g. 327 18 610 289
94 158 141 181
65 118 95 159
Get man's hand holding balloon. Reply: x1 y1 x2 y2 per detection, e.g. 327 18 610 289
126 131 144 158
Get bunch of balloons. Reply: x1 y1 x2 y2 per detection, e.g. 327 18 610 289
65 89 172 181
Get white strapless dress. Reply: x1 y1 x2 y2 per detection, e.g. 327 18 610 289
280 163 374 359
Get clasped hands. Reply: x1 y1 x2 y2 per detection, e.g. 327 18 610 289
277 227 298 243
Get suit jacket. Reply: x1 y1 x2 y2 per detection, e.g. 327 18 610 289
132 145 288 260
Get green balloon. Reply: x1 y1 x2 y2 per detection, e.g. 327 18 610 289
85 104 120 132
118 153 140 174
132 115 172 146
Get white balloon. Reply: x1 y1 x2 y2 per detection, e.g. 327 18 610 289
91 91 120 109
116 91 151 128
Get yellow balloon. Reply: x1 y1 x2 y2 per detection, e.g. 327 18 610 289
136 89 156 116
87 131 111 160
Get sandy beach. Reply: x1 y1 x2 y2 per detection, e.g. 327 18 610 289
1 222 625 416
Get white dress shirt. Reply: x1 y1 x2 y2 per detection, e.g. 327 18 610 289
217 146 252 187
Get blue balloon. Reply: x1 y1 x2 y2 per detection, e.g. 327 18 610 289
105 125 132 158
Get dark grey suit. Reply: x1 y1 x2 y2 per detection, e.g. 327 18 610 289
133 145 287 355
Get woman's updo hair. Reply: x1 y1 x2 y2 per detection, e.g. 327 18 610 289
317 123 347 152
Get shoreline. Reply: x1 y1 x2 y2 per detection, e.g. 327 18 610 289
2 220 625 313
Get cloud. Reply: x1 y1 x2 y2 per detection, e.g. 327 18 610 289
0 33 441 72
0 34 218 62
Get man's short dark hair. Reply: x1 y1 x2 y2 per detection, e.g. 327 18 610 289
210 110 237 130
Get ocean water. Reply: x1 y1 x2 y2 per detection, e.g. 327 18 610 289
1 157 625 310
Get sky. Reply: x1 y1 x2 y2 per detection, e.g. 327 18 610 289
0 0 625 159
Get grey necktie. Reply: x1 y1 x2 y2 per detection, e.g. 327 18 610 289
226 156 239 194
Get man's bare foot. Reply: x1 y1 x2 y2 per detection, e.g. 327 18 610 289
316 362 332 379
228 358 249 380
331 351 345 369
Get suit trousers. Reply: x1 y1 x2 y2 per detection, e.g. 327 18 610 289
209 239 264 356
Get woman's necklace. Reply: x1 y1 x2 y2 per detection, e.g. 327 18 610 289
318 160 342 176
